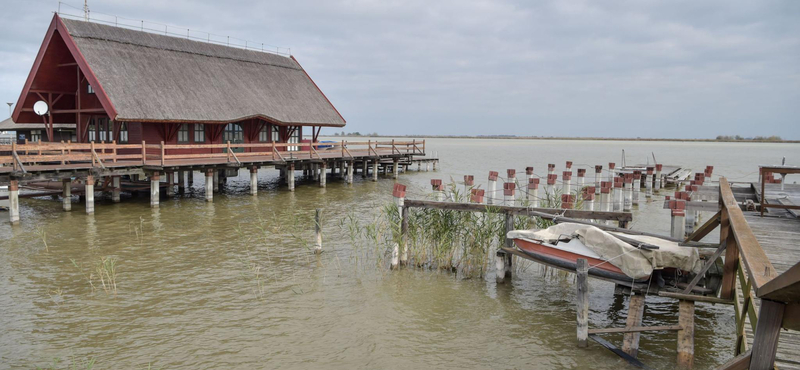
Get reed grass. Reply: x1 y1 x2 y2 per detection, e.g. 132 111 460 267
35 356 95 370
94 257 118 296
35 227 49 252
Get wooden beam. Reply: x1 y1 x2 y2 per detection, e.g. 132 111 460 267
720 178 777 295
589 325 681 335
403 199 632 221
714 350 751 370
576 258 589 348
588 335 651 369
676 300 695 368
758 261 800 303
658 291 734 305
684 210 720 242
682 242 726 294
749 299 785 370
622 294 646 357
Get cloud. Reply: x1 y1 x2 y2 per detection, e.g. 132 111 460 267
1 0 797 138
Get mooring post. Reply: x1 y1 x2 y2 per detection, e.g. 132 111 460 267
488 171 498 205
548 163 555 177
205 169 213 202
655 164 663 190
288 163 296 191
645 167 654 198
470 188 485 204
346 161 354 184
85 175 95 214
608 162 616 183
314 208 323 254
166 172 175 197
594 165 603 195
433 159 437 171
61 178 72 211
392 158 399 179
583 187 595 211
563 170 572 197
528 178 540 207
525 167 534 188
8 179 20 224
613 177 623 211
504 182 516 206
506 169 516 204
250 167 258 195
577 168 585 191
339 161 345 178
178 170 185 194
547 174 557 205
601 182 611 225
676 300 695 368
632 170 641 206
150 172 160 208
670 199 686 239
392 183 407 268
431 179 444 201
112 176 121 203
320 162 327 187
496 211 514 284
622 293 646 357
576 258 589 348
372 159 379 182
623 174 633 212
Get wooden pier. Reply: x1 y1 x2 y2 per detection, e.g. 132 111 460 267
0 139 435 224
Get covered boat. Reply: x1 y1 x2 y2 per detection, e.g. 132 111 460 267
508 223 703 282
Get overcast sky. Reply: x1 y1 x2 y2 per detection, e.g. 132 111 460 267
1 0 798 138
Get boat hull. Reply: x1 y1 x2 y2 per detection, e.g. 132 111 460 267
512 238 650 282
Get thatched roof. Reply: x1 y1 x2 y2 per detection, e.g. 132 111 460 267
61 18 345 127
0 117 74 130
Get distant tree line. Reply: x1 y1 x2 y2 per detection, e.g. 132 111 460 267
332 131 379 137
715 135 782 142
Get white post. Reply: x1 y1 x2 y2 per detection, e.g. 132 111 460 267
548 163 555 177
594 165 602 195
507 169 516 204
320 162 327 187
577 168 585 191
205 169 213 202
528 178 539 207
85 175 95 214
504 183 515 206
62 179 72 211
488 171 498 205
671 208 686 239
393 159 399 179
632 171 641 206
372 159 379 182
250 167 258 195
392 183 406 268
614 180 623 212
584 187 595 211
8 180 20 224
562 171 572 198
213 170 219 193
288 164 295 191
431 179 444 201
112 176 121 203
546 174 557 206
655 164 663 190
150 172 160 208
646 167 654 198
346 161 354 184
525 167 534 187
608 162 616 183
314 208 323 254
601 184 611 225
623 175 632 212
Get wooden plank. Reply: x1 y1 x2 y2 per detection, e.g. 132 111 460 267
403 199 632 221
576 258 589 348
720 178 778 294
749 299 785 370
682 242 726 294
589 325 681 335
622 294 646 357
676 300 695 368
658 291 733 305
714 350 751 370
758 261 800 303
588 335 651 369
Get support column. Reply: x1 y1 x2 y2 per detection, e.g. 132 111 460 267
645 167 654 198
488 171 498 205
250 167 258 195
670 201 686 239
503 182 515 206
577 168 585 191
676 300 695 368
594 165 603 195
750 299 785 369
85 175 95 214
562 171 572 197
362 160 367 178
613 178 623 212
392 184 407 269
62 179 72 211
178 170 185 194
213 170 220 193
622 294 646 357
431 179 444 201
583 187 595 211
576 258 589 348
507 169 516 203
372 159 378 182
546 174 557 205
392 159 399 179
346 161 354 184
433 159 437 171
339 161 345 179
623 174 633 212
314 208 323 254
632 170 641 206
112 176 121 203
528 178 539 207
150 172 160 208
288 163 295 191
166 172 175 197
205 169 213 202
320 162 327 187
8 179 19 224
655 164 663 190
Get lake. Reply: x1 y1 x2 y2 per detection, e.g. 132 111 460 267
1 138 798 369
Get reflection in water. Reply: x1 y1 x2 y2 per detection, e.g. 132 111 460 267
1 139 796 369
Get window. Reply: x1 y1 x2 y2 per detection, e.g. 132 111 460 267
271 125 280 142
259 125 269 142
119 123 128 143
177 124 189 143
194 124 205 142
223 123 243 143
31 130 42 142
88 120 96 142
99 119 107 142
70 130 77 142
87 83 95 94
288 126 300 151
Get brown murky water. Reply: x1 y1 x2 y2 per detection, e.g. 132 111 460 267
1 138 798 369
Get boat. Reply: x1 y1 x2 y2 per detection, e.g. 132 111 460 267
512 236 650 282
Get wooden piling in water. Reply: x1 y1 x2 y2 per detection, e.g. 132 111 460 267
576 258 589 348
320 162 327 187
8 179 19 224
150 172 160 208
677 300 695 368
166 172 175 197
622 294 646 357
205 169 213 202
314 208 323 254
372 159 379 182
288 164 296 191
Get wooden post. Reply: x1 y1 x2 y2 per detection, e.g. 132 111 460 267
288 163 295 191
676 300 695 368
178 170 185 194
141 140 146 165
314 208 323 254
204 169 213 202
622 294 646 357
320 162 327 187
150 172 160 208
112 176 121 203
85 175 95 214
250 167 258 195
62 178 72 211
8 179 20 224
750 300 785 370
576 258 589 348
720 206 737 300
160 141 165 166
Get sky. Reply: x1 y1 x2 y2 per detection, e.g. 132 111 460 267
0 0 798 139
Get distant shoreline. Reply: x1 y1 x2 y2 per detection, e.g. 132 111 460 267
325 135 798 144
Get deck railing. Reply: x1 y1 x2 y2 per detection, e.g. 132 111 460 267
0 139 426 171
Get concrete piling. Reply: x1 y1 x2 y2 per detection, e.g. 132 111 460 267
507 169 516 203
576 258 589 348
431 179 444 201
392 159 399 179
594 165 603 195
548 163 555 177
112 176 121 203
314 208 323 254
288 164 296 191
613 177 623 212
669 198 686 239
62 179 72 211
646 166 654 198
8 179 20 224
166 172 175 197
85 175 95 214
577 168 585 191
488 171 498 205
320 162 327 187
213 170 219 193
150 172 160 208
250 167 258 195
372 159 379 182
525 167 534 186
608 162 616 183
655 164 663 190
205 169 213 202
346 161 354 184
583 186 595 211
547 174 557 205
393 183 407 267
623 173 633 212
632 170 641 206
562 171 572 198
528 178 540 207
178 170 185 193
504 182 516 206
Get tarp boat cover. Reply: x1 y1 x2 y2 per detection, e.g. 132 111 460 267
508 223 703 280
